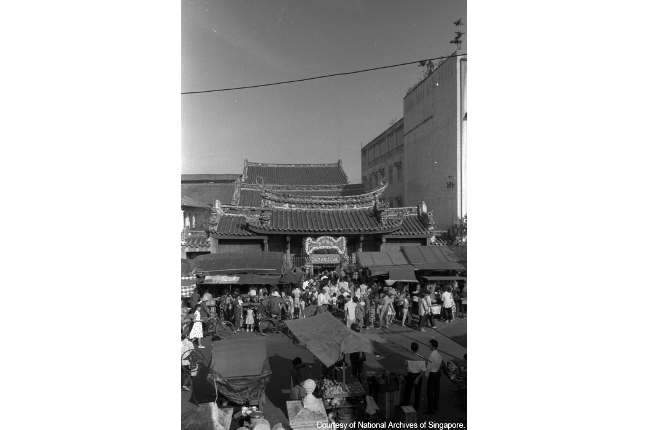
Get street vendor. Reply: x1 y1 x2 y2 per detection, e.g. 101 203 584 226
290 357 311 400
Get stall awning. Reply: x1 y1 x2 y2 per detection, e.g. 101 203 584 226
191 251 284 274
202 274 280 285
356 250 409 269
388 266 418 282
400 246 466 271
284 312 391 368
421 276 467 281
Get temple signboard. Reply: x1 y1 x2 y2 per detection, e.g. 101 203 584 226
308 254 341 264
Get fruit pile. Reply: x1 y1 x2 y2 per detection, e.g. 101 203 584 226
319 377 365 396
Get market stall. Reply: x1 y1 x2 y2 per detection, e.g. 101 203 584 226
284 313 398 420
206 338 271 412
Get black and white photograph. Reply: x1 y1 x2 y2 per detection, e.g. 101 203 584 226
181 1 467 428
7 1 644 429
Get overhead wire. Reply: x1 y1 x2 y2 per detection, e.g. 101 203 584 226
181 52 466 95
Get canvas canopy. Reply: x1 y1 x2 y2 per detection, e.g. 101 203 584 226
207 338 271 405
284 312 390 368
191 252 284 274
400 246 466 271
387 266 418 282
355 250 409 269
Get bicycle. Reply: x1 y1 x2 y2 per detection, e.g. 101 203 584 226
257 313 307 348
182 313 236 340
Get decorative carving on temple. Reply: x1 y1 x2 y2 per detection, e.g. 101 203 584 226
207 200 225 233
230 178 242 205
258 209 272 227
303 236 348 258
258 181 388 210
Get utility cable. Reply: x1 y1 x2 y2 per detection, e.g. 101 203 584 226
181 52 466 94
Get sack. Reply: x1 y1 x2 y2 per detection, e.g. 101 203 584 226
365 395 379 415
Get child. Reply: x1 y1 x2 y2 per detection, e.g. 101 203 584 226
299 296 306 318
245 307 255 332
189 307 205 348
331 293 338 317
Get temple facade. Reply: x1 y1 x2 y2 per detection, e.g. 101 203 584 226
197 160 437 271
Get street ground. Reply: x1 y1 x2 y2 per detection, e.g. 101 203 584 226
181 314 467 428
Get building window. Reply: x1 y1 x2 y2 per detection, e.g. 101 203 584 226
388 133 395 152
388 165 393 183
396 128 403 147
368 147 374 162
396 196 403 207
397 163 403 181
389 197 394 208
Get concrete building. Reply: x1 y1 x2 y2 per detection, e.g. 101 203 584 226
403 51 466 229
360 51 466 230
360 118 405 208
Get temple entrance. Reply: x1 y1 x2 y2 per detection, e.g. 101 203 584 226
303 236 347 276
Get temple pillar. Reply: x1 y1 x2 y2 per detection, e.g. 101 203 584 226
380 236 387 252
263 238 268 252
358 235 363 252
210 237 218 254
286 235 291 260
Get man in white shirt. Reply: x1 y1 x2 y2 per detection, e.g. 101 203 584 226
344 296 358 328
338 276 349 293
402 342 425 411
317 290 327 307
359 278 368 296
441 288 454 322
423 339 443 414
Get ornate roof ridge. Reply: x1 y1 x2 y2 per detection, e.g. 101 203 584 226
246 161 340 167
239 183 361 190
259 180 387 210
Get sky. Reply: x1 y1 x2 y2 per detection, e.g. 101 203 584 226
182 0 467 184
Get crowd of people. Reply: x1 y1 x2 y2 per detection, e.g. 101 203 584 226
181 270 466 347
181 269 467 411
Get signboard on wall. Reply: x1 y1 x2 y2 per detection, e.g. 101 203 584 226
309 254 341 264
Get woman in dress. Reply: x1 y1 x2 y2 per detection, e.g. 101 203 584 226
189 306 205 348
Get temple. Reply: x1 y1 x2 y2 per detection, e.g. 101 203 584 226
195 159 437 272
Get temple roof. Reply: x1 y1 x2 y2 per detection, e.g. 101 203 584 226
243 160 349 185
181 195 210 208
247 207 403 234
387 214 433 236
210 215 258 237
181 174 240 183
258 182 385 210
182 183 237 206
182 235 210 250
236 184 366 207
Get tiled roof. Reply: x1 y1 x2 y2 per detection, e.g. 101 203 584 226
238 185 366 208
183 235 210 248
211 215 258 236
387 215 433 236
181 183 236 206
181 195 210 208
244 162 348 185
181 174 240 183
248 208 401 233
